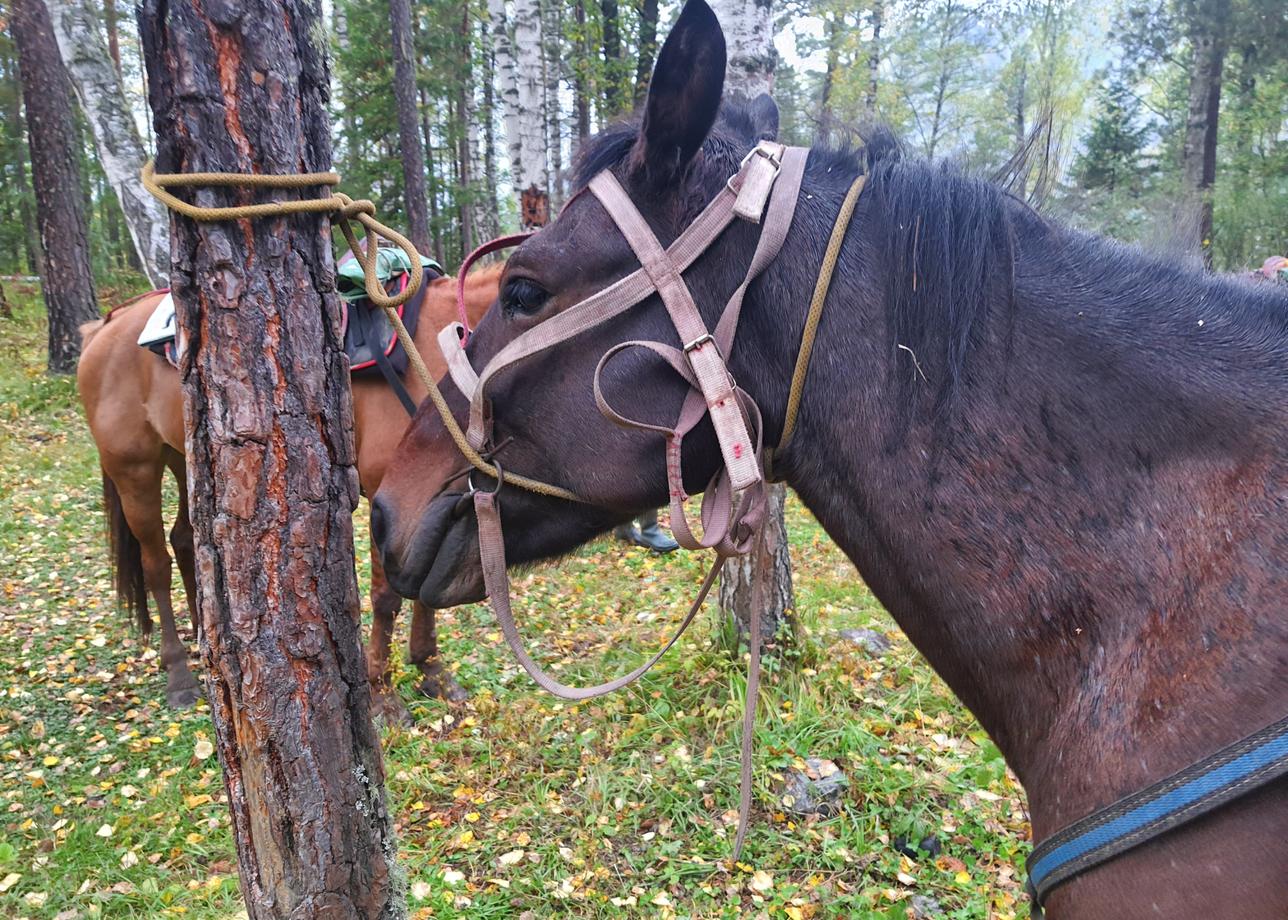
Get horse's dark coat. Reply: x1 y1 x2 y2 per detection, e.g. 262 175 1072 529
374 3 1288 915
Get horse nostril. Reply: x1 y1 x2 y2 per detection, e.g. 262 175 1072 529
370 496 391 552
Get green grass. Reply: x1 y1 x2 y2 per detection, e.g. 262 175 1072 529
0 285 1030 919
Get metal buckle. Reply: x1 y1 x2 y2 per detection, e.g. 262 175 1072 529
683 333 715 354
726 143 783 195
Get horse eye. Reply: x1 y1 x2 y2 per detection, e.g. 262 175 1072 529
501 278 550 316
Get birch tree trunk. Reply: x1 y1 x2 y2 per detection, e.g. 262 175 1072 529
138 0 399 914
389 0 432 254
490 0 549 228
11 0 98 374
865 0 883 118
708 0 795 652
45 0 169 286
543 0 563 210
715 0 774 100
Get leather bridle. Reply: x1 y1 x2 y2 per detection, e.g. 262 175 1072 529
423 140 865 857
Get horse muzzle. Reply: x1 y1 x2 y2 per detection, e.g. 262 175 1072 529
370 488 486 608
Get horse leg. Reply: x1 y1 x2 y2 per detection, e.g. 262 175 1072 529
166 453 199 637
367 541 411 726
410 603 467 703
114 462 201 708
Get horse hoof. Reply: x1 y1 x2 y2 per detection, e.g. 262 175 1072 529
167 685 202 709
417 674 469 704
372 691 413 728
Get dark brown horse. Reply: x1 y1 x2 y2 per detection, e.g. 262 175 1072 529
371 3 1288 916
77 268 500 718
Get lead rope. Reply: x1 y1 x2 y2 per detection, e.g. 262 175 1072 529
145 158 864 865
141 161 580 504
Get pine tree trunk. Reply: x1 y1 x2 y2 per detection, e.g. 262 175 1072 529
11 82 43 276
11 0 98 374
457 4 476 257
599 0 622 116
573 0 591 140
708 0 794 651
137 1 399 916
103 0 121 75
633 0 658 105
46 0 170 286
820 13 841 132
481 41 501 240
389 0 431 255
1180 0 1229 269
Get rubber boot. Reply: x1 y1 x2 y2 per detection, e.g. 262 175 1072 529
634 509 679 554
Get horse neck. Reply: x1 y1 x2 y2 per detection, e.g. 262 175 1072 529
752 192 1288 836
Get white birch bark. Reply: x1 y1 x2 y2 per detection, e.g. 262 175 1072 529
710 0 775 99
489 0 548 226
46 0 169 286
709 0 794 650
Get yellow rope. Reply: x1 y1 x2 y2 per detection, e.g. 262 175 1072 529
141 160 581 503
767 172 866 477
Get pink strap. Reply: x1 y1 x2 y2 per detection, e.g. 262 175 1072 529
475 490 722 699
437 322 479 399
455 232 533 343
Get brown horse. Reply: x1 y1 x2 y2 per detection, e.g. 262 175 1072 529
77 267 500 718
371 3 1288 917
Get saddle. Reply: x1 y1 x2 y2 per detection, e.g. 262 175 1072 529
136 291 182 369
135 246 441 415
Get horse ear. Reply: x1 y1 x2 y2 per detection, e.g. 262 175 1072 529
633 0 726 184
748 93 780 141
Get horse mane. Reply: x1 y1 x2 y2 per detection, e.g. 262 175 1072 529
573 103 1288 417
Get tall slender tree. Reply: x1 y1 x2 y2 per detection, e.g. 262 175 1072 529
11 0 97 374
491 0 549 227
45 0 170 285
1180 0 1231 267
138 0 399 914
390 0 432 254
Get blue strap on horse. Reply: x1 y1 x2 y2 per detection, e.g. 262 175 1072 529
1027 713 1288 913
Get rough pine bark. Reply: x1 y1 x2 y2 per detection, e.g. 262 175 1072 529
1181 0 1230 268
137 1 399 916
490 0 549 227
389 0 432 254
46 0 170 286
708 0 795 651
573 0 591 141
11 0 97 374
599 0 623 115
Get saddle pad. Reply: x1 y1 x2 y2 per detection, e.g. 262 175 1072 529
137 292 183 369
137 291 177 348
342 271 429 377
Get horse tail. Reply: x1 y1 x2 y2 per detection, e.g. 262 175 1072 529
102 471 150 635
80 318 106 349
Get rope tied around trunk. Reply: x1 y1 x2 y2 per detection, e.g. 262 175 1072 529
140 160 581 503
